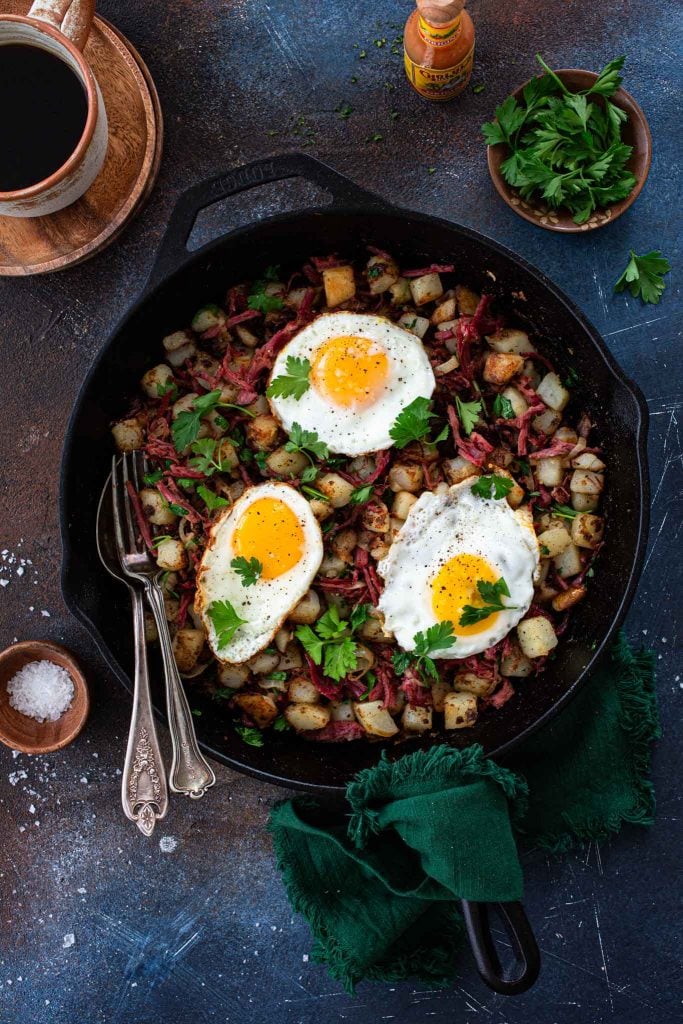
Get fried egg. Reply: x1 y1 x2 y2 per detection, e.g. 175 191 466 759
268 312 436 456
196 482 323 663
377 480 540 659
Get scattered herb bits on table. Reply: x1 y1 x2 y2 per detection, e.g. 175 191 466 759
112 251 606 744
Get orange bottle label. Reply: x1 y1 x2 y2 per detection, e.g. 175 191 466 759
404 42 474 100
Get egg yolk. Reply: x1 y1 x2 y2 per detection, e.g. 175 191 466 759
310 334 389 408
232 498 304 580
431 553 501 637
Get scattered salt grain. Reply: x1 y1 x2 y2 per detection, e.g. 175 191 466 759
0 580 9 588
7 661 74 723
62 934 75 949
159 835 177 853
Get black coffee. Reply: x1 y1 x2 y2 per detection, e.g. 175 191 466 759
0 44 88 192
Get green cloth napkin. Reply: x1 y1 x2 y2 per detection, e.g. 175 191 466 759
268 634 658 991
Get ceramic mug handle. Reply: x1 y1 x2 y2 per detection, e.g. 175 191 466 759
27 0 95 50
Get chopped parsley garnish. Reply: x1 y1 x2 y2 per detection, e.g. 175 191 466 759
552 503 578 520
234 725 264 747
284 422 329 462
301 485 330 502
614 249 671 305
197 483 229 511
247 276 284 314
455 395 483 436
157 380 178 400
295 605 368 682
208 600 247 650
151 534 173 547
471 474 515 500
230 556 263 587
266 671 288 682
189 437 233 476
273 715 291 732
143 469 163 486
350 484 374 504
389 397 436 448
166 501 189 517
171 389 222 451
301 465 319 484
392 621 456 682
459 577 518 627
266 356 312 401
493 393 515 420
564 367 580 389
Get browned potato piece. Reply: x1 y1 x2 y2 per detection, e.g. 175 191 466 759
454 672 496 697
156 538 187 572
289 590 321 624
444 692 478 729
354 700 399 737
500 642 533 678
517 617 558 658
483 352 525 385
392 491 418 520
431 297 457 325
112 418 144 452
332 528 358 564
140 488 177 526
401 704 433 733
323 265 356 307
409 272 443 307
486 328 535 355
246 414 280 451
443 456 479 485
362 501 390 534
216 438 239 471
317 473 354 507
288 677 321 704
234 692 279 728
388 462 423 493
488 466 524 509
455 284 480 316
552 586 587 612
366 255 399 294
285 702 330 731
266 446 308 477
172 628 205 673
571 513 604 549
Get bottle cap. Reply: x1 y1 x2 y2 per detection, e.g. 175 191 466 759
416 0 466 25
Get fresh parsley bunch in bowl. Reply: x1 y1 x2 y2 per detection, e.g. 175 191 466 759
484 55 651 232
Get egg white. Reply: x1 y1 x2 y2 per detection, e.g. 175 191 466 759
268 312 436 456
377 479 540 659
196 482 323 663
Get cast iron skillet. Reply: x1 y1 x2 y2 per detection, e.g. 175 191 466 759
59 153 649 996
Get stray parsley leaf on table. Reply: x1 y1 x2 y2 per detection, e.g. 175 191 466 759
208 600 247 650
471 474 515 500
266 356 312 400
230 556 263 587
614 250 671 304
459 577 518 627
392 621 456 682
455 395 483 435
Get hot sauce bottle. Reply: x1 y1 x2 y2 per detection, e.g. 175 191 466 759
404 0 475 101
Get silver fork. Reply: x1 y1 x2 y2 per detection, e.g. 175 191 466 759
109 456 169 835
117 452 216 799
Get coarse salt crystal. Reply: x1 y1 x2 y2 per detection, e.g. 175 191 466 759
6 661 74 723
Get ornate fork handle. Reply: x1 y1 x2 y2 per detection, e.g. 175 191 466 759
144 581 216 798
122 587 169 835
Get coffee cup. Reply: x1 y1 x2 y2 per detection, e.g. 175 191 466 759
0 0 108 217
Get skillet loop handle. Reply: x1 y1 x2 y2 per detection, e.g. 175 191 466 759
460 899 540 996
146 152 392 292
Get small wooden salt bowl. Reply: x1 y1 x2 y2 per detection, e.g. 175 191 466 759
0 641 89 754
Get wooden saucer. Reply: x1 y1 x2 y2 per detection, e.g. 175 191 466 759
0 5 163 275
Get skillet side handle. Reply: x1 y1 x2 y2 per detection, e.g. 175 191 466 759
460 899 540 996
145 152 393 292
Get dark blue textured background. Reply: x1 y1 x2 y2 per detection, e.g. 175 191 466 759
0 2 681 1021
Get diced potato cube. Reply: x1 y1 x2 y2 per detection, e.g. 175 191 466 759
156 538 187 571
431 297 457 325
443 692 478 729
570 469 604 495
398 312 430 338
217 662 249 689
235 324 260 348
389 277 412 304
571 513 604 550
388 462 423 493
163 329 193 353
165 339 196 367
571 492 601 513
537 372 569 412
111 418 144 452
366 255 399 294
409 272 443 307
489 466 524 508
266 446 308 477
500 641 533 678
323 265 356 307
571 452 605 472
517 617 558 659
359 611 391 642
141 363 175 399
501 387 528 418
317 472 354 508
329 700 355 722
431 679 452 712
485 328 535 355
443 457 479 485
534 456 564 487
537 526 571 558
246 414 280 451
553 542 583 579
284 702 330 732
455 284 480 315
392 490 418 520
140 488 177 526
288 676 320 704
234 692 279 728
552 585 587 612
483 352 524 384
216 438 239 470
533 408 562 435
172 628 205 673
454 672 495 697
354 700 399 738
401 704 433 733
192 304 225 332
288 590 321 624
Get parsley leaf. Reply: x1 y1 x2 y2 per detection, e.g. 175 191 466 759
301 465 319 484
266 356 312 401
389 396 436 448
285 422 329 462
234 725 264 747
247 274 284 314
295 605 367 682
493 393 515 419
455 395 483 435
189 437 235 477
230 556 263 587
459 577 518 627
171 389 222 451
208 600 247 650
551 503 578 520
392 621 456 682
273 715 291 732
614 250 671 305
350 484 373 504
564 367 580 389
143 469 163 486
197 484 229 511
471 474 515 500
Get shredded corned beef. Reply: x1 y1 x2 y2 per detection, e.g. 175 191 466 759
402 263 456 277
400 668 433 707
483 679 515 709
125 480 155 553
225 309 261 329
305 720 365 742
530 439 576 460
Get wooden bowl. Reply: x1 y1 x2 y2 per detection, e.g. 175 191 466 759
487 68 652 232
0 641 89 754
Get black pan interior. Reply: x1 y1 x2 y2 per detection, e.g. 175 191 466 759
60 207 648 792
